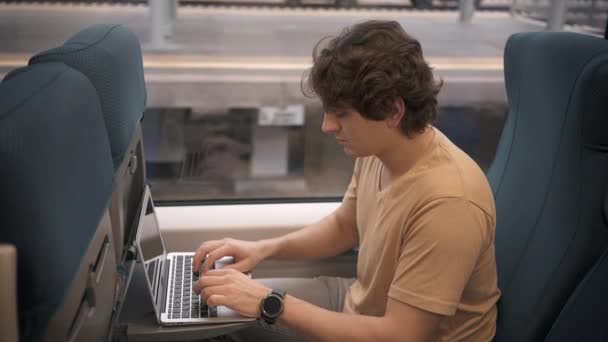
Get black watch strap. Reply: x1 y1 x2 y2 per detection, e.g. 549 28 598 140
260 289 286 324
272 289 286 298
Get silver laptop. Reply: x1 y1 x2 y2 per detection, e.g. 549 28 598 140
134 185 255 326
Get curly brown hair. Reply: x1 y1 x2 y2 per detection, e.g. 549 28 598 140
302 20 442 137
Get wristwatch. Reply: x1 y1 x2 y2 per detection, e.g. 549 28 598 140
259 289 286 324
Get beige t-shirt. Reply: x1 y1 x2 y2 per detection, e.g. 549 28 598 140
342 128 501 341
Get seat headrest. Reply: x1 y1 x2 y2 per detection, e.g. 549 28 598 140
0 62 113 340
1 66 30 84
0 64 62 115
30 24 147 168
504 32 608 150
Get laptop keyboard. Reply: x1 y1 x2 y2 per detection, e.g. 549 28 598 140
168 255 217 319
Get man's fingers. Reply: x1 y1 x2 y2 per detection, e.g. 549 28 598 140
194 274 226 294
193 240 223 271
204 268 231 276
206 294 227 307
193 269 237 294
201 244 231 273
223 261 249 272
199 284 225 301
192 240 224 272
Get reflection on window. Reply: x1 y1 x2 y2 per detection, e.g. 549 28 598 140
142 102 507 202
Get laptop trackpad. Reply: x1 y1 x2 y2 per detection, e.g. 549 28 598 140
217 306 244 318
214 256 234 269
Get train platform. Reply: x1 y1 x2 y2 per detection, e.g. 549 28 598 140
0 2 570 107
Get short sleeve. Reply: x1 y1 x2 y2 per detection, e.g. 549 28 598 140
341 158 360 218
388 198 488 316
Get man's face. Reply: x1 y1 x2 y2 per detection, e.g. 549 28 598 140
321 107 391 158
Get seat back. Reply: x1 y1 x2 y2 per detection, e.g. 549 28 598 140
31 24 148 261
0 63 116 342
544 40 608 342
487 32 608 341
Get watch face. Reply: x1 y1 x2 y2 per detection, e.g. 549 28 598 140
263 295 283 317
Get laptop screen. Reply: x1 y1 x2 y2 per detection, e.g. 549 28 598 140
135 186 167 319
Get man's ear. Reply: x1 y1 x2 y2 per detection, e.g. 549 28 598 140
387 97 406 128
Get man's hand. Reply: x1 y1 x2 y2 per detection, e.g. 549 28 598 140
192 238 270 275
193 268 271 318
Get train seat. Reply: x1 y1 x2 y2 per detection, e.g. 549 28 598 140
0 62 117 342
30 24 148 262
488 31 608 341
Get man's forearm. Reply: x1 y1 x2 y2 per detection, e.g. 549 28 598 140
261 212 357 261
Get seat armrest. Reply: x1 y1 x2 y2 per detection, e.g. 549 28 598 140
0 244 19 342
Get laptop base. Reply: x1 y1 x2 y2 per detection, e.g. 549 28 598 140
117 258 252 341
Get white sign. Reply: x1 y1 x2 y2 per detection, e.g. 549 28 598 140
258 105 305 126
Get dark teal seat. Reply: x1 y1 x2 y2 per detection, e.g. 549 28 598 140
31 24 148 261
488 31 608 341
545 246 608 341
30 24 146 169
0 63 116 342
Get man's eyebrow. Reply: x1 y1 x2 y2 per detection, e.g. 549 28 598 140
324 106 347 114
322 104 334 112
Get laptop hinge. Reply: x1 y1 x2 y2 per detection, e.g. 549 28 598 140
160 257 171 314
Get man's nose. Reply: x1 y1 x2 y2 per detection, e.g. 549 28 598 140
321 113 339 134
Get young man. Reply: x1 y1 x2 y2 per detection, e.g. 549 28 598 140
193 20 500 341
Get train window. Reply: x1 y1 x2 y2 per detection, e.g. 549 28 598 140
143 105 355 202
1 0 604 202
143 101 509 202
136 0 605 203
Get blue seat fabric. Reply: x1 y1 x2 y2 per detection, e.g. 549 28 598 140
488 32 608 341
0 62 113 341
30 24 146 169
